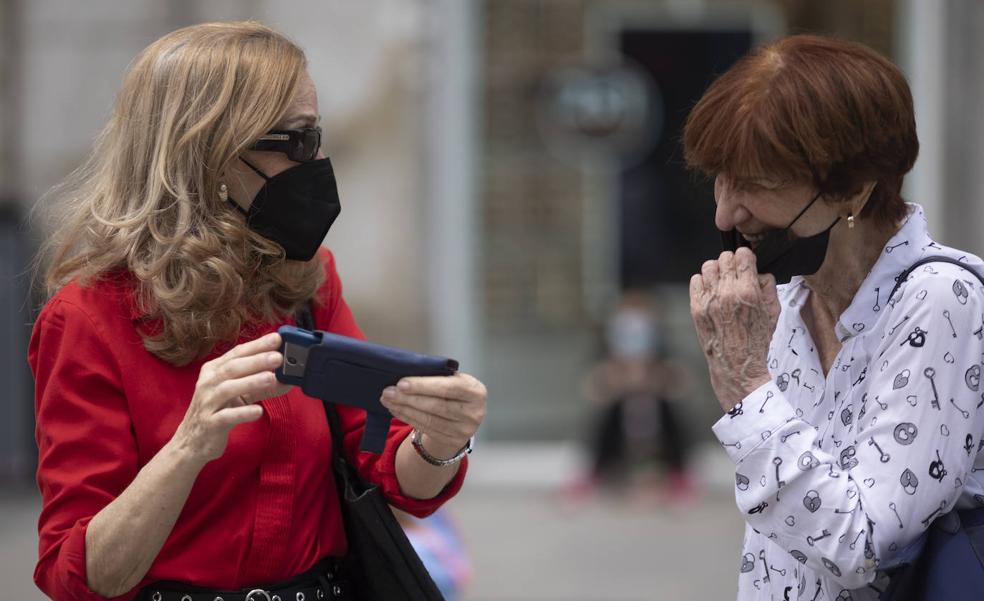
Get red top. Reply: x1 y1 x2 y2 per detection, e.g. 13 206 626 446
28 249 466 601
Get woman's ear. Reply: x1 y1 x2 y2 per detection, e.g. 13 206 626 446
851 180 879 216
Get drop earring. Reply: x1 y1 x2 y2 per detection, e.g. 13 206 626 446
847 214 855 229
218 183 228 202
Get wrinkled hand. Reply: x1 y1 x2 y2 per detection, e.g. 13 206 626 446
380 373 487 459
689 247 780 411
172 332 291 463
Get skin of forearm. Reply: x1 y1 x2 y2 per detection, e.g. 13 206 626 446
84 439 207 597
394 434 462 500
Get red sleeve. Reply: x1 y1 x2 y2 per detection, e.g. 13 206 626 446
29 298 140 601
313 250 467 517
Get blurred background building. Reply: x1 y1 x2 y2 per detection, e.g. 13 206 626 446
1 1 983 599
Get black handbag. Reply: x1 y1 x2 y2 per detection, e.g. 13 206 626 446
296 304 447 601
878 508 984 600
323 403 447 601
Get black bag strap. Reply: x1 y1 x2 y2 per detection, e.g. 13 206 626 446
296 301 316 331
888 255 984 302
292 302 446 601
294 301 366 494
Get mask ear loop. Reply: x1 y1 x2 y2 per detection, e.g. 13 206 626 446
783 191 841 244
224 158 271 217
239 157 270 181
785 141 833 231
784 190 824 229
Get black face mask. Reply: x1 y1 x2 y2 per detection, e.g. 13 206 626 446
229 157 341 261
720 191 839 285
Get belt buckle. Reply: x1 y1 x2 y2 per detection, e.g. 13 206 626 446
245 590 272 601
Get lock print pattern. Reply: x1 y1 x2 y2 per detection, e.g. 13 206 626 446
712 206 984 600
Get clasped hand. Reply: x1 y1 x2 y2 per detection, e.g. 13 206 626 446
689 247 781 412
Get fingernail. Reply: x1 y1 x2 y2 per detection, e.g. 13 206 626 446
397 380 411 391
382 387 397 399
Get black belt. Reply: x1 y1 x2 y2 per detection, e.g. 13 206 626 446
139 557 355 601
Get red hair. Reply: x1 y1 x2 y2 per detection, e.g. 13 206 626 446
683 34 918 226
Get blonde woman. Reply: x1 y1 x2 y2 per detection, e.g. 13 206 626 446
29 21 486 601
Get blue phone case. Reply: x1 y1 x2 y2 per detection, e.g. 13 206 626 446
275 325 458 453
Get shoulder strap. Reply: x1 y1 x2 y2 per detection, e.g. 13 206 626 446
324 391 364 494
294 301 367 493
295 301 315 331
888 255 984 303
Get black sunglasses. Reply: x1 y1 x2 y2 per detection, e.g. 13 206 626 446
249 127 322 162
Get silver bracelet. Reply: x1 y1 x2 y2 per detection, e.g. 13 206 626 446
411 429 472 466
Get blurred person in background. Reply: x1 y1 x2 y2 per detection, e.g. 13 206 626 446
396 508 472 601
686 35 984 600
565 290 696 505
28 21 486 601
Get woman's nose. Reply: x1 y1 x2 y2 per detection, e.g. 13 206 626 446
714 187 750 232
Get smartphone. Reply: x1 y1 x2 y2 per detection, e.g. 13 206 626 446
275 324 459 453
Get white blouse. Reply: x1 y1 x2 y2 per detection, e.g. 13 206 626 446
713 205 984 601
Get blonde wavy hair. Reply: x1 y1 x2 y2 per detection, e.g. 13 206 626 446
35 21 325 365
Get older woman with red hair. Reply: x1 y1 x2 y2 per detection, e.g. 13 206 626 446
686 35 984 600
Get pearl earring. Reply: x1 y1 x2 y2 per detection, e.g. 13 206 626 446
218 183 228 202
847 214 855 229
